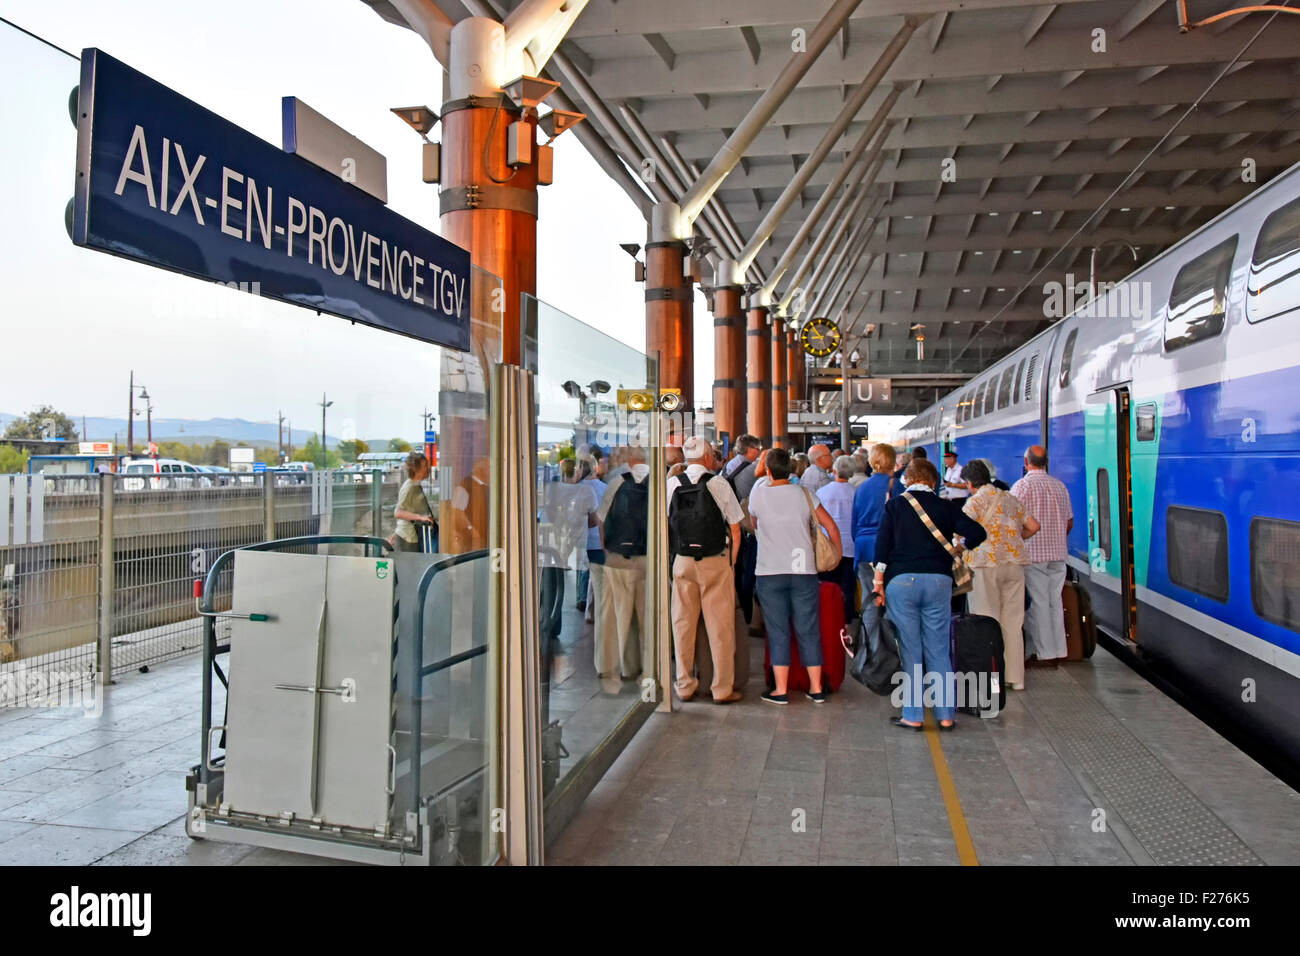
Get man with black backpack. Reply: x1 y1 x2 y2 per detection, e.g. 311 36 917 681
596 444 653 683
667 436 745 703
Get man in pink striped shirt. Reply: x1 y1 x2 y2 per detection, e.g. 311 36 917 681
1011 445 1074 664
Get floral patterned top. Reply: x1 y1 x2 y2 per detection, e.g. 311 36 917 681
962 485 1030 568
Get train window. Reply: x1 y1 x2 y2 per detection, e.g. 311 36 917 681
1167 506 1230 602
1165 235 1237 351
1057 329 1079 389
1136 403 1157 442
1024 353 1040 403
1097 469 1112 562
1247 195 1300 324
983 378 997 416
970 383 982 419
1012 359 1026 405
997 367 1015 410
1250 517 1300 632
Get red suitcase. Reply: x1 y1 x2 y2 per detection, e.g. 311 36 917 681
764 581 848 693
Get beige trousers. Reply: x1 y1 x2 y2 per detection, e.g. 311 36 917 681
969 563 1027 686
603 557 651 679
670 554 737 699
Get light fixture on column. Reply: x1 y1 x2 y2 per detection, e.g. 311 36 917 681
391 105 441 184
620 243 645 282
502 76 560 114
912 323 926 361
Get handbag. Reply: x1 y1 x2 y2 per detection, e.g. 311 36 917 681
902 492 974 596
842 608 902 696
802 487 841 573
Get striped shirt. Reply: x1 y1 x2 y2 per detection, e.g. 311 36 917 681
1010 469 1073 563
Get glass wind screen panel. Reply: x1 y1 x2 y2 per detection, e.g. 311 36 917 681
1013 359 1026 405
1247 195 1300 324
1096 468 1112 562
522 294 658 808
1165 235 1237 351
1058 330 1078 389
0 24 500 864
983 379 996 416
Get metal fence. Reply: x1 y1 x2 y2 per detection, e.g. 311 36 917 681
0 469 406 704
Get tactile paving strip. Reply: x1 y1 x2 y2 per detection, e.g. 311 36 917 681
1023 668 1263 866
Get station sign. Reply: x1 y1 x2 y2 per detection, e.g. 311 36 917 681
253 462 267 474
846 376 893 413
71 49 471 351
77 441 113 455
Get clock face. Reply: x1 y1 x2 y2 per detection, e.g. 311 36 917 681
801 317 842 357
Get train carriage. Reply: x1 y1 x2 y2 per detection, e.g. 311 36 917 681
895 162 1300 764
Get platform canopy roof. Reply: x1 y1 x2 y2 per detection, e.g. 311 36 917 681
362 0 1300 412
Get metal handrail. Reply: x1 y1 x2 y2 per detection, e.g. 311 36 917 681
410 549 490 806
198 535 392 786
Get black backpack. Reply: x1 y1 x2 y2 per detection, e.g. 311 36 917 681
669 472 728 559
725 459 753 496
604 474 649 558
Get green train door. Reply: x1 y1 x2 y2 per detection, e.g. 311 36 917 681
1084 386 1138 642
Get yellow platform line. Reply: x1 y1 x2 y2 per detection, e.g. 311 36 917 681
923 713 979 866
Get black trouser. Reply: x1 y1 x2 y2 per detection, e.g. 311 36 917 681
818 556 857 624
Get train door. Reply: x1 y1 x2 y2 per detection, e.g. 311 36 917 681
1085 385 1138 641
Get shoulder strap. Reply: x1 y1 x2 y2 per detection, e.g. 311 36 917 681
886 476 895 500
902 491 959 559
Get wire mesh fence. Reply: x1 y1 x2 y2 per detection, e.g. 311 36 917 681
0 469 408 704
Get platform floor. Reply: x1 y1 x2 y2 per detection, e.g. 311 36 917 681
549 638 1300 866
1 634 1297 865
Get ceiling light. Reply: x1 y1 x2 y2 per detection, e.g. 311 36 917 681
973 250 983 255
1031 210 1042 215
1120 207 1130 212
989 211 999 216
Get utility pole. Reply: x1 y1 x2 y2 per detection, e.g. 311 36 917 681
318 393 333 469
127 370 135 455
277 410 285 464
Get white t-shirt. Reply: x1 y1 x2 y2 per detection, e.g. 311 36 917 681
666 464 745 526
944 463 970 499
538 480 597 569
817 480 856 558
747 482 816 576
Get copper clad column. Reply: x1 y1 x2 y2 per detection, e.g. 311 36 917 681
787 324 805 448
645 239 694 410
712 283 745 447
746 303 772 447
440 100 537 365
770 315 788 448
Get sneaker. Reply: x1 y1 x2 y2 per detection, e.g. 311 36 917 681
805 690 828 704
760 690 789 706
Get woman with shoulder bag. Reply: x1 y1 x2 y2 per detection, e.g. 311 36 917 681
393 451 437 552
747 448 841 705
872 458 986 730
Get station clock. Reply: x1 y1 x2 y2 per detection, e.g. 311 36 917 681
800 317 842 358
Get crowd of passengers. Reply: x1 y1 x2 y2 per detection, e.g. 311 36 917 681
523 431 1074 730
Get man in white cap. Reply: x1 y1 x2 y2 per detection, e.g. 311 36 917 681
666 436 745 703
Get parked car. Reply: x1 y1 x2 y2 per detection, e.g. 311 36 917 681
121 458 213 490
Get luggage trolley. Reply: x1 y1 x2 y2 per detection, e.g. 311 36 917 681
185 534 491 865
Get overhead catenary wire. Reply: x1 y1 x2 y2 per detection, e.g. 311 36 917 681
949 1 1294 370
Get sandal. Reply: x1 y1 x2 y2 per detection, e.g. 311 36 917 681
891 718 924 731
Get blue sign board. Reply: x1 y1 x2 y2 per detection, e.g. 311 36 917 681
72 49 472 351
252 462 267 474
424 430 437 444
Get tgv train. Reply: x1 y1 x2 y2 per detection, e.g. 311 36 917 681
897 162 1300 765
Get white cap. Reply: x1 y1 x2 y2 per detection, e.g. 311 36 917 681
682 436 712 460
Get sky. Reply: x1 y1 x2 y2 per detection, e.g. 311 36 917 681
0 0 689 443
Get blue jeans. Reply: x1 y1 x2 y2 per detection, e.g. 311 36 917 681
757 573 822 668
885 573 954 723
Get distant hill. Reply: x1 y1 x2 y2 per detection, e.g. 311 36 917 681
4 415 330 448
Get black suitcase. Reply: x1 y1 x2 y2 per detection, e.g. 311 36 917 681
950 612 1007 717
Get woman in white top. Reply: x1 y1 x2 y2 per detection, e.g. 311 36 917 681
748 448 842 705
